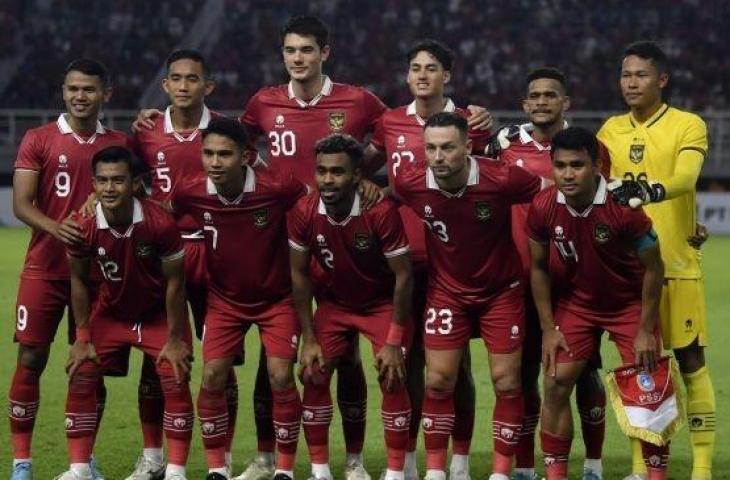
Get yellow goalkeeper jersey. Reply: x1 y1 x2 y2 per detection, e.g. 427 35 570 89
597 103 707 279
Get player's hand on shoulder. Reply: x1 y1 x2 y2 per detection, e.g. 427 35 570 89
131 108 163 133
466 105 494 132
54 214 85 246
375 344 406 392
80 192 99 218
157 338 193 384
358 178 385 210
633 328 658 373
688 222 709 249
541 326 571 378
66 340 98 378
485 124 521 158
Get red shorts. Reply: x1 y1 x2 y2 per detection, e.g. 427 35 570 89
424 283 524 353
203 297 300 361
554 306 659 365
15 277 73 346
86 308 192 377
314 300 413 359
182 239 208 338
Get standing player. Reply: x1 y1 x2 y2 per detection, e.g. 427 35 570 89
527 127 667 480
597 41 714 480
170 118 306 480
365 39 491 480
8 59 128 480
394 112 543 480
130 49 240 480
237 16 387 480
60 146 194 480
288 134 413 480
494 68 606 480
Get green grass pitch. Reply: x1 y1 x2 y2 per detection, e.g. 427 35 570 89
0 227 728 479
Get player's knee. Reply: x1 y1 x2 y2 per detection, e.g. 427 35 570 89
674 340 705 374
202 362 229 391
542 376 573 408
17 344 50 372
425 368 457 392
268 367 294 391
490 362 522 393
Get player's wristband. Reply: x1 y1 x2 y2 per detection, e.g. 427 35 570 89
76 328 91 343
386 323 404 347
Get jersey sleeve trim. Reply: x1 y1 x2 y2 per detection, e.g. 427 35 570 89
288 239 309 252
383 245 410 258
14 168 40 173
678 146 707 158
161 249 185 262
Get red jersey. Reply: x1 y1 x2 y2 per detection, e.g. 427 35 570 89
171 165 307 314
499 124 554 273
369 100 491 264
526 177 653 314
132 106 220 233
394 156 542 298
288 193 409 310
239 76 386 187
14 114 129 280
67 199 184 321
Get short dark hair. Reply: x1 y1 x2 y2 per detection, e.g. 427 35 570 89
624 41 669 75
407 39 455 71
92 146 148 176
526 67 568 94
166 49 209 77
202 117 248 150
64 59 110 88
314 133 364 170
281 15 329 49
424 111 468 138
551 127 599 163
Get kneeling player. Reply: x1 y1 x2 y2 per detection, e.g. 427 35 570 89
61 147 194 480
527 127 667 480
289 134 413 480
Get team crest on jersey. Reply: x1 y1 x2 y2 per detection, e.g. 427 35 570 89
474 201 492 221
135 242 154 258
328 112 346 131
630 140 645 164
593 223 611 244
353 232 371 251
252 208 269 228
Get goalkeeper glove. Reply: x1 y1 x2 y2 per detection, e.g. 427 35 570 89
485 124 521 158
607 178 666 208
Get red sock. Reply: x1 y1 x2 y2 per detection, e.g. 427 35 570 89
160 375 193 466
272 386 302 471
514 388 541 469
66 370 100 464
253 356 275 454
540 430 571 480
493 389 524 474
8 365 40 459
642 441 669 479
382 383 411 471
422 388 454 471
138 356 164 449
302 373 333 464
93 380 106 443
225 370 238 454
197 386 228 469
338 361 367 455
576 382 606 460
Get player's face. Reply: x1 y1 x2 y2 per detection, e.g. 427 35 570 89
316 152 361 205
202 133 246 188
407 51 450 99
282 33 330 83
552 148 600 201
523 78 569 127
163 58 213 110
425 126 472 180
620 55 668 110
93 161 136 211
62 71 110 121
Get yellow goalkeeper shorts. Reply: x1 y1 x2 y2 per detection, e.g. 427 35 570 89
659 278 708 350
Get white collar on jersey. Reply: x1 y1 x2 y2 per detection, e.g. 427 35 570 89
557 175 608 217
406 98 456 126
318 191 361 225
163 105 211 140
426 156 479 195
517 120 569 151
56 114 106 144
95 198 144 237
288 75 333 107
206 165 256 204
